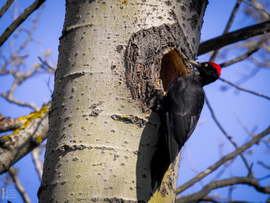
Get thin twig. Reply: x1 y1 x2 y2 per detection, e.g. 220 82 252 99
203 195 251 203
233 110 255 137
261 139 270 151
219 46 259 67
1 3 44 74
0 0 46 47
205 96 251 171
211 139 232 182
219 77 270 101
210 0 243 62
218 137 224 159
177 176 270 202
32 144 45 181
243 0 270 18
0 92 39 110
257 174 270 181
249 56 270 69
232 65 261 87
38 56 56 72
228 160 236 200
0 0 14 19
219 34 270 67
257 161 270 170
187 148 204 187
0 61 45 111
200 196 251 203
212 164 230 182
176 125 270 195
9 167 31 203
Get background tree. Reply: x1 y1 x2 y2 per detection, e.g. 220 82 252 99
0 0 270 202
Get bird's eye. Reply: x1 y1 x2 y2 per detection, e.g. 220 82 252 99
204 63 208 67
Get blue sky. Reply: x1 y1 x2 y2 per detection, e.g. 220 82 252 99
178 1 270 202
0 0 269 202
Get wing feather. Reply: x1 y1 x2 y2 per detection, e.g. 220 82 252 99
164 77 205 161
151 76 205 190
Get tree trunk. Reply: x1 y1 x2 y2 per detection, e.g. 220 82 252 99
39 0 208 202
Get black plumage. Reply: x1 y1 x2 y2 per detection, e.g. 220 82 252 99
151 62 221 190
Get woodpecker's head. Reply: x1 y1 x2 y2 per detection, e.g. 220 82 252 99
199 62 221 76
187 60 221 85
198 62 221 86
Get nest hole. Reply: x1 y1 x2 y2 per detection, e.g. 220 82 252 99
160 49 188 92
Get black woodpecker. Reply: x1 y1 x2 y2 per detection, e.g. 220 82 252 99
151 61 221 190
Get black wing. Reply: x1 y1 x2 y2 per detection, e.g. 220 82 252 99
165 77 205 161
151 77 205 190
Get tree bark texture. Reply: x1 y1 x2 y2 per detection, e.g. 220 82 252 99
0 104 49 174
39 0 207 202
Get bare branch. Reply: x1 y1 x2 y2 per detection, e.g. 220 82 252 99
198 20 270 56
249 56 270 69
0 0 14 19
210 0 243 62
1 3 44 74
0 113 24 133
32 144 45 181
227 64 261 88
15 5 44 58
212 164 230 182
220 46 259 67
261 43 270 53
0 102 50 174
176 125 270 195
257 161 270 170
187 148 204 187
233 110 255 137
0 93 39 111
0 4 47 111
0 0 46 47
218 77 270 101
243 0 270 21
9 167 31 203
205 96 251 171
38 56 56 72
219 34 270 67
261 139 270 152
258 174 270 181
0 62 44 111
243 0 270 16
177 176 270 203
200 195 252 203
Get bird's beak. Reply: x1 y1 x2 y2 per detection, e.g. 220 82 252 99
187 59 201 67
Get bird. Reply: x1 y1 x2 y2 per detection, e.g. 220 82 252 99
151 61 221 190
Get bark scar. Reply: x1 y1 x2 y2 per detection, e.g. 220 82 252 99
125 23 193 112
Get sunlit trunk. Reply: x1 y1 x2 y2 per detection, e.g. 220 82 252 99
39 0 207 202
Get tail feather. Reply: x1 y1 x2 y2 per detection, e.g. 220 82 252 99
151 134 171 190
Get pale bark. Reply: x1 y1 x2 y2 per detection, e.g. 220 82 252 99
39 0 207 202
0 103 49 174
